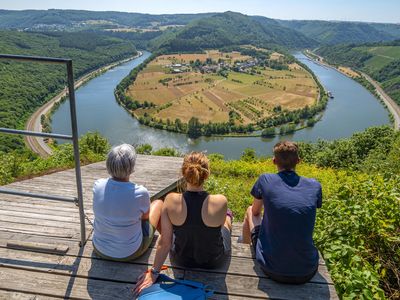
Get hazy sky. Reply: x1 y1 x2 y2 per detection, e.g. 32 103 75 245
1 0 399 23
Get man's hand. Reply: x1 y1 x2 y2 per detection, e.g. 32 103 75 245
133 271 158 297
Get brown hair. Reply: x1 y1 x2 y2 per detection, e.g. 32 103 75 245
273 141 300 170
182 152 210 186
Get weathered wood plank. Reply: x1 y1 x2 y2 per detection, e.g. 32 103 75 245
0 215 92 233
0 238 332 286
0 199 85 213
7 241 69 255
0 266 135 300
0 222 75 238
0 210 83 224
0 290 57 300
0 247 183 283
185 271 338 300
0 247 333 299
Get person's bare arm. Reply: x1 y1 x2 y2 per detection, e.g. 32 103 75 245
151 202 173 271
141 210 150 220
251 198 263 216
134 196 173 295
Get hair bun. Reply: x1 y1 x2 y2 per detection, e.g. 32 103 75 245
182 152 210 186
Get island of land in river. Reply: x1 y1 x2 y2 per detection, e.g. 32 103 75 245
125 49 319 128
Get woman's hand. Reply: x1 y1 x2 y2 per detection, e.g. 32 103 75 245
133 271 158 297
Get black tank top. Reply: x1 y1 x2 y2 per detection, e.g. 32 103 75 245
172 191 224 268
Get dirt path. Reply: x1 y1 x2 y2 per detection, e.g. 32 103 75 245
25 52 143 157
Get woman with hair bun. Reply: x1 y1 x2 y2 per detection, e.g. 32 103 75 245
134 152 232 294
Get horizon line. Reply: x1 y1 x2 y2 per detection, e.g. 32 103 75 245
0 8 399 25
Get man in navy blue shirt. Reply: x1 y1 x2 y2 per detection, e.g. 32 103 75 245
241 141 322 284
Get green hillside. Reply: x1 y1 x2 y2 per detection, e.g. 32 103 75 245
0 30 136 152
0 9 214 30
158 12 316 52
316 41 400 105
279 20 400 45
2 9 400 47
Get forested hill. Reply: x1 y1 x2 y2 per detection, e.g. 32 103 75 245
278 20 400 45
156 12 316 52
0 9 214 30
316 40 400 105
0 31 136 152
1 9 399 47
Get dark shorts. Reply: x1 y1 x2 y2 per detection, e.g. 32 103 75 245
93 220 155 262
250 225 317 284
251 225 261 252
170 226 232 269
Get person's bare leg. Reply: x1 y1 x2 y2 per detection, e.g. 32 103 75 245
149 199 163 233
242 206 262 244
223 215 232 232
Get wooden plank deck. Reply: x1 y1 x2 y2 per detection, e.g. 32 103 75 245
0 155 338 299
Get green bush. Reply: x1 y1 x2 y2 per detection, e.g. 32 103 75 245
0 132 109 185
152 147 180 157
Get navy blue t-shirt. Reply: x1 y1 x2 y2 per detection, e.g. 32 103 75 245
251 171 322 277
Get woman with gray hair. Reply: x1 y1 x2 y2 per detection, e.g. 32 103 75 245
92 144 162 261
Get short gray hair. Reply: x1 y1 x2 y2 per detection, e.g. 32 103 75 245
106 144 137 179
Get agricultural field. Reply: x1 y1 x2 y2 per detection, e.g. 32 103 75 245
355 45 400 72
126 49 318 125
338 66 361 78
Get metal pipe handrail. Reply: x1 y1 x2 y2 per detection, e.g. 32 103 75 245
0 53 86 246
0 128 73 140
0 188 77 203
0 54 71 64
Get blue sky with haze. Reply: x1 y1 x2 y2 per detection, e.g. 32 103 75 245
2 0 399 23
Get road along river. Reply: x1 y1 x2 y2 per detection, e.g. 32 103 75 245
25 52 143 157
51 51 390 159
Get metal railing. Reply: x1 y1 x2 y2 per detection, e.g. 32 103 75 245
0 54 86 246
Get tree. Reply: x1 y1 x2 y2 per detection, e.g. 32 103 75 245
135 144 153 155
241 148 256 161
187 117 202 138
174 118 183 132
261 127 275 138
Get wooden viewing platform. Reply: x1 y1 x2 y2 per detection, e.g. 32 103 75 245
0 155 338 299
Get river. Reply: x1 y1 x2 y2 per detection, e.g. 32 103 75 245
51 51 390 159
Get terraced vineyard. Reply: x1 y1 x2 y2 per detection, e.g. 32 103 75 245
125 49 319 127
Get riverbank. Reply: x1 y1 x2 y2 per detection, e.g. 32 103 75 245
304 50 400 130
25 51 143 157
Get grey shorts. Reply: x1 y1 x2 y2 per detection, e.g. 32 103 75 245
93 220 155 262
221 225 232 253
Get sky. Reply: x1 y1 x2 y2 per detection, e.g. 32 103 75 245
1 0 399 24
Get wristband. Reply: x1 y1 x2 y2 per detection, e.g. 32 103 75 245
150 267 160 276
145 265 168 275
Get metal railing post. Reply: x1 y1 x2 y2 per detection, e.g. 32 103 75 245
66 61 86 246
1 54 87 247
